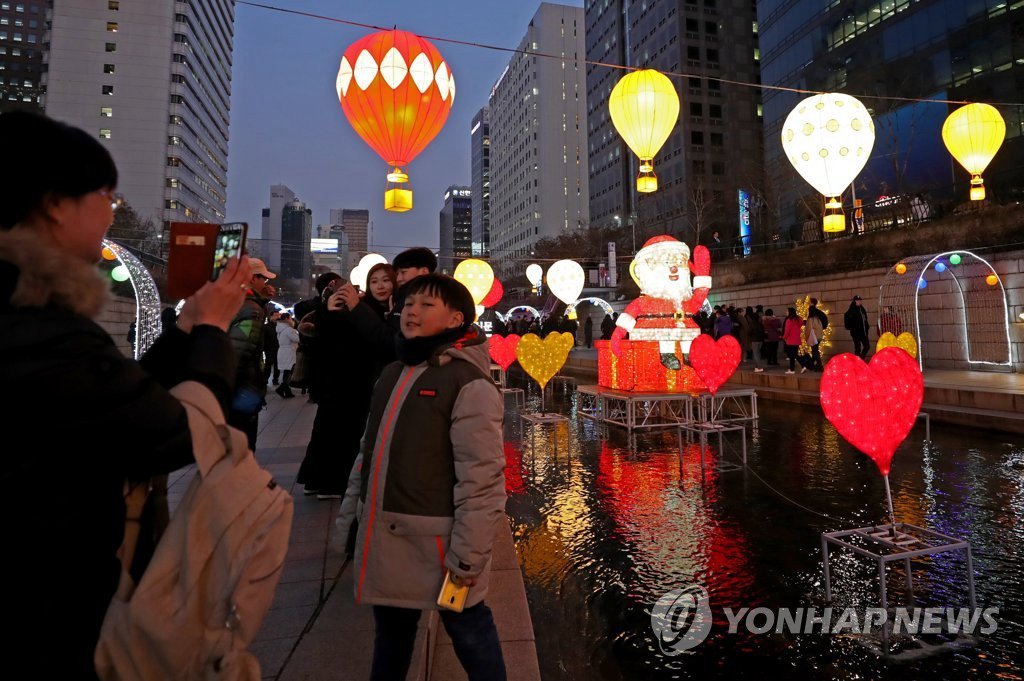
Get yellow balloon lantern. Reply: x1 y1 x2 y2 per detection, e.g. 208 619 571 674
781 93 875 233
895 263 907 275
986 274 998 287
608 69 680 194
942 103 1006 202
453 258 494 305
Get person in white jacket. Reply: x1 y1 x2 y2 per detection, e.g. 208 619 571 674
275 314 300 398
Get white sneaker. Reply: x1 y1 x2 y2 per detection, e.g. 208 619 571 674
785 370 795 375
800 366 808 374
754 368 764 373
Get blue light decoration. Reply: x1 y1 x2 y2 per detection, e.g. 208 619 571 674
918 279 928 290
738 189 751 256
935 262 947 273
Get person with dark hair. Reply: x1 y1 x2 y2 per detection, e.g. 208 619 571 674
762 308 782 366
782 307 804 374
127 320 137 355
274 313 299 398
747 306 765 372
584 315 594 348
301 262 397 499
0 111 247 679
844 295 870 359
600 313 615 341
806 297 827 371
334 247 438 365
335 273 506 681
263 309 280 386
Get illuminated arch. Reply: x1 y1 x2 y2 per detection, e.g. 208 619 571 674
878 250 1011 368
102 239 162 359
564 297 614 317
495 305 541 323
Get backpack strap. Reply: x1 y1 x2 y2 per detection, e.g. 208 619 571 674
170 381 232 477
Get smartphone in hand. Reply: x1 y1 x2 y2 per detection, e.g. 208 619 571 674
437 570 470 613
211 222 247 281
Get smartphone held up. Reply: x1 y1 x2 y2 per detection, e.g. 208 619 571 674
167 221 248 299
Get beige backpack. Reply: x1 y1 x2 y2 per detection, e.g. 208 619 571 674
95 381 293 680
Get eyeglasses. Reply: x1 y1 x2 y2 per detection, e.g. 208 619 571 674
99 189 125 211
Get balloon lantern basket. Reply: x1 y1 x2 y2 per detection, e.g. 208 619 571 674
821 522 977 655
677 422 747 478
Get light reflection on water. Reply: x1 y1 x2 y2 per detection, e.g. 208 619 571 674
501 378 1024 680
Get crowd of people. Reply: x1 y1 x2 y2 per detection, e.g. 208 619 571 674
695 295 873 373
1 112 509 680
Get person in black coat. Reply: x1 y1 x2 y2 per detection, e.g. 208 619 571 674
844 295 870 359
299 263 399 498
0 111 248 680
600 313 614 340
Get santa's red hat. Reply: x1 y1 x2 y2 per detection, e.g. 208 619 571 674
641 235 680 249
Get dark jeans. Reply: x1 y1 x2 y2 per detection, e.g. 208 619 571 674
852 334 869 359
811 342 822 370
265 349 279 384
297 399 366 493
764 341 779 365
279 369 293 394
784 344 799 371
371 603 506 681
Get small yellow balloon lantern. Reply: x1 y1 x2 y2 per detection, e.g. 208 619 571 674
608 69 680 194
986 273 998 287
101 246 117 261
895 263 907 275
781 93 875 233
453 258 494 305
942 103 1005 202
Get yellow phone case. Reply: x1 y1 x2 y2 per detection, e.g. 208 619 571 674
437 570 470 613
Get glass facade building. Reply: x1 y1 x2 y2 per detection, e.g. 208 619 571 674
470 106 491 257
439 186 472 274
759 0 1024 233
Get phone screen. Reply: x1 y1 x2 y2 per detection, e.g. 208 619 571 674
211 222 247 281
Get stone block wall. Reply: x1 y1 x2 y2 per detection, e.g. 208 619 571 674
95 295 136 358
709 249 1024 373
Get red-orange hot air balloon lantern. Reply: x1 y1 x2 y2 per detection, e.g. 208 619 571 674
336 29 455 213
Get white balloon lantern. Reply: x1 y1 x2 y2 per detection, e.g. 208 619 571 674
349 265 367 290
781 93 875 233
546 259 585 306
526 263 543 288
358 253 388 270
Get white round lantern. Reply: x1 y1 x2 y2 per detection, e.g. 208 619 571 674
546 259 585 306
526 264 543 288
781 93 875 233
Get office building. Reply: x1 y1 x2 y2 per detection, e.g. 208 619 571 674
488 2 589 276
333 208 369 272
44 0 234 233
585 0 763 249
257 184 295 271
280 197 312 286
0 0 48 114
758 0 1024 233
470 106 491 257
439 186 472 273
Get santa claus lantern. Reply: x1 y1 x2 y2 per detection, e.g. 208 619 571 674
336 30 455 212
611 235 712 370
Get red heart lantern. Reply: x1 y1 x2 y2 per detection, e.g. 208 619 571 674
689 334 740 396
480 277 504 309
488 333 520 371
819 347 923 476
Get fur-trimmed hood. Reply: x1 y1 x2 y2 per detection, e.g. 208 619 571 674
0 227 109 318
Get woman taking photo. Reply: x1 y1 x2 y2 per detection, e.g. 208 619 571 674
297 263 396 499
0 111 249 678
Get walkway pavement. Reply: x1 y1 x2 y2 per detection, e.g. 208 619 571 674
167 390 539 681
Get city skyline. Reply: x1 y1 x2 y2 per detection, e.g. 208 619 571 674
226 0 584 261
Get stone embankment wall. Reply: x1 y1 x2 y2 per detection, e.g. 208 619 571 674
95 295 136 358
710 249 1024 372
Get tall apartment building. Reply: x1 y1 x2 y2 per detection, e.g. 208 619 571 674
439 186 472 274
758 0 1024 234
258 184 295 271
470 106 491 257
280 198 312 286
44 0 234 235
585 0 763 249
488 2 589 276
334 208 369 272
0 0 48 114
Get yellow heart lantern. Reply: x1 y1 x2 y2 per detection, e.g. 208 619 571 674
515 332 574 391
876 331 917 358
454 258 494 305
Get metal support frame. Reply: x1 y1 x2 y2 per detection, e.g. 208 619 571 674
821 522 977 651
917 412 931 442
502 388 525 408
520 412 571 454
677 422 747 478
697 388 758 424
490 363 503 387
